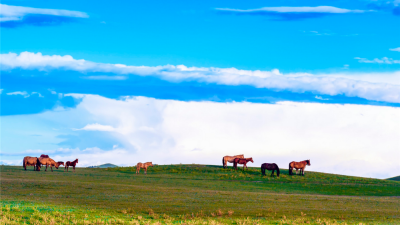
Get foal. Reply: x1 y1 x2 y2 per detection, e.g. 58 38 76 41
65 159 78 172
233 157 254 170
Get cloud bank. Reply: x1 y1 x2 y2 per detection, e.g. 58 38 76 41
0 4 88 27
2 52 400 105
2 95 399 178
215 6 365 20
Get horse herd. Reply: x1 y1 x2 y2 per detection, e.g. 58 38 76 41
222 154 311 177
22 154 310 177
23 155 78 172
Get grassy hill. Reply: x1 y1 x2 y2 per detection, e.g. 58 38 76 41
387 175 400 181
88 163 119 168
1 164 399 224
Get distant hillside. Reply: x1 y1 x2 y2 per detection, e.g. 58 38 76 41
387 176 400 181
88 163 118 168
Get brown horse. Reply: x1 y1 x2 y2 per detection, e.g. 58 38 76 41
233 157 254 170
289 159 311 176
136 162 153 175
65 159 78 172
23 156 40 171
222 154 244 168
57 161 65 167
37 157 59 172
40 154 49 158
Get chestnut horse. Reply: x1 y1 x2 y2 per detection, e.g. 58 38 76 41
65 159 78 172
57 161 65 167
289 159 311 176
233 157 253 170
37 157 59 172
222 154 244 168
136 162 153 175
261 163 280 177
23 156 40 171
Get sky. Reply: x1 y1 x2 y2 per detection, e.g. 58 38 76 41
1 0 399 178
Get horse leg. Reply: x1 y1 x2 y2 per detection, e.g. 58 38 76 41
73 166 75 172
145 167 147 175
271 170 274 177
51 166 53 172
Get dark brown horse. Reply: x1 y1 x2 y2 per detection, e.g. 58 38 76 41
65 159 78 172
289 159 311 176
233 157 253 170
40 154 49 158
261 163 280 177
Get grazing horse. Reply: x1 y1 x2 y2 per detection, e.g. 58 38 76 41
289 159 311 176
57 161 65 167
222 154 244 168
23 156 40 171
136 162 153 175
40 154 49 158
37 157 59 172
261 163 280 177
65 159 78 172
233 157 254 170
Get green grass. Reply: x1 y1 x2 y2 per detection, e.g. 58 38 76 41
1 164 400 224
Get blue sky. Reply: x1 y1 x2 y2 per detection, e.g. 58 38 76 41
1 0 399 178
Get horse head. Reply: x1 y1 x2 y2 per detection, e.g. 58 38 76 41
76 159 79 163
150 162 153 167
249 158 254 163
307 159 311 166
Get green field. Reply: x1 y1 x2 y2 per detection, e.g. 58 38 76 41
1 164 399 224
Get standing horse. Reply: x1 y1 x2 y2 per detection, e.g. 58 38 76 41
289 159 311 176
261 163 280 177
136 162 153 175
222 154 244 168
233 157 254 170
23 156 40 171
37 157 59 172
65 159 78 172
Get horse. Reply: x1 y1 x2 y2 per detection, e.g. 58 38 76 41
289 159 311 176
57 161 65 167
40 154 49 158
23 156 40 171
65 159 78 172
136 162 153 175
37 157 59 172
261 163 280 177
233 157 254 170
222 154 244 168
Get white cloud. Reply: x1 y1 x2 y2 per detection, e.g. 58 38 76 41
215 6 365 14
76 123 116 132
390 47 400 52
6 91 30 98
2 52 400 104
0 4 88 22
5 94 398 178
355 56 400 64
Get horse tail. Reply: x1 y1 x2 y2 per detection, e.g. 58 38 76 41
261 166 264 175
276 166 280 177
288 162 292 175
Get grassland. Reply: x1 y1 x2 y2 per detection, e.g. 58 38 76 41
1 164 399 224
